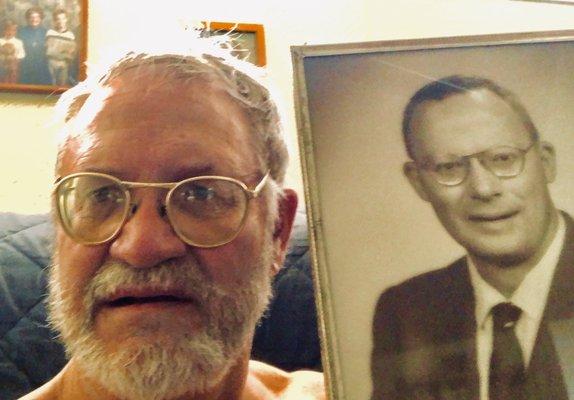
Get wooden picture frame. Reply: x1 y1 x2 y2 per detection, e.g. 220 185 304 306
202 21 266 67
292 30 574 399
0 0 87 94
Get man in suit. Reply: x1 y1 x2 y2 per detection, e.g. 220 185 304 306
371 75 574 400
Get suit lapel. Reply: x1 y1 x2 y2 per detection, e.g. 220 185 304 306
544 213 574 322
527 212 574 400
434 259 480 400
546 318 574 399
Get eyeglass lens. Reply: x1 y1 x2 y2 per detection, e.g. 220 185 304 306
168 179 248 246
430 146 526 185
56 174 250 246
57 174 129 243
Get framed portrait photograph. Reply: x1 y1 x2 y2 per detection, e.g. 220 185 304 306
202 21 266 66
0 0 87 94
292 30 574 400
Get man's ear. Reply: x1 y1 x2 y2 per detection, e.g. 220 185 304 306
539 141 557 183
270 188 298 276
403 161 431 202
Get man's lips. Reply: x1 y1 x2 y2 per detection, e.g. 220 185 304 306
98 288 195 309
468 210 519 222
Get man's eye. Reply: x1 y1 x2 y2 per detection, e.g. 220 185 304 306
87 186 122 204
183 185 215 202
434 160 462 173
174 183 239 218
491 152 517 163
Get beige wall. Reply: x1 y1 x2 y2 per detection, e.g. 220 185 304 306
3 0 574 214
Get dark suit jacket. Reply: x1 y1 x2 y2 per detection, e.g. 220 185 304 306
371 213 574 400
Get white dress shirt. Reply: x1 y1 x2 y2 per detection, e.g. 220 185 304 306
468 214 565 400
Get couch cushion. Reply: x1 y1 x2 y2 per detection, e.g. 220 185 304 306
0 213 67 399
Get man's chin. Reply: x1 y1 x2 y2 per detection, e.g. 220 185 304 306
466 243 534 269
92 302 204 344
72 329 230 400
91 328 202 357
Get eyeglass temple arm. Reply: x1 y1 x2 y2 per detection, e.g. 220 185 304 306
250 171 271 198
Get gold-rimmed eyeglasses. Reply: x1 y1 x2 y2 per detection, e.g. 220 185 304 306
53 171 270 247
414 142 537 187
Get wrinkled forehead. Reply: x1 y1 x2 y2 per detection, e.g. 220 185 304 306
88 65 224 126
58 63 261 174
410 88 529 138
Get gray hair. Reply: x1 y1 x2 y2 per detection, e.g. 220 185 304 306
54 36 289 184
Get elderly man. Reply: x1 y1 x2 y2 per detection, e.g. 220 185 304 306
21 40 325 400
371 75 574 400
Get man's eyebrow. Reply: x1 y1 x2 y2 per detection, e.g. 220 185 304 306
434 153 465 161
71 167 126 179
421 151 463 162
170 165 217 180
66 165 263 182
63 166 216 182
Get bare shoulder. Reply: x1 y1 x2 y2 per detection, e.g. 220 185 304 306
18 367 66 400
285 369 326 399
18 383 59 400
246 360 326 400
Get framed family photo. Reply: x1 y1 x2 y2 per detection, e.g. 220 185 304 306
0 0 87 94
292 30 574 399
202 21 266 66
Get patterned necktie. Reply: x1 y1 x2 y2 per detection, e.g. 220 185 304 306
489 302 526 400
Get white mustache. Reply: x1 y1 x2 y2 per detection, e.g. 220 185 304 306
82 258 224 321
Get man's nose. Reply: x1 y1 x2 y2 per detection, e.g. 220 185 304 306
466 158 502 201
108 193 187 268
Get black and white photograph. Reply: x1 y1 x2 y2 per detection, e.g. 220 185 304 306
293 30 574 400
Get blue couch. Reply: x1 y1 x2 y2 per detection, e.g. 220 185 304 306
0 211 320 399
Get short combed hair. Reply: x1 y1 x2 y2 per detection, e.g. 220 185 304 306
54 36 289 184
25 6 44 20
52 8 67 19
402 75 540 159
3 19 17 30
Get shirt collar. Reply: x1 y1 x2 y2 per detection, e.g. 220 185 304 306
469 213 565 329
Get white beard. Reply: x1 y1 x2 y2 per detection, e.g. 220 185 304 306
48 237 274 400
